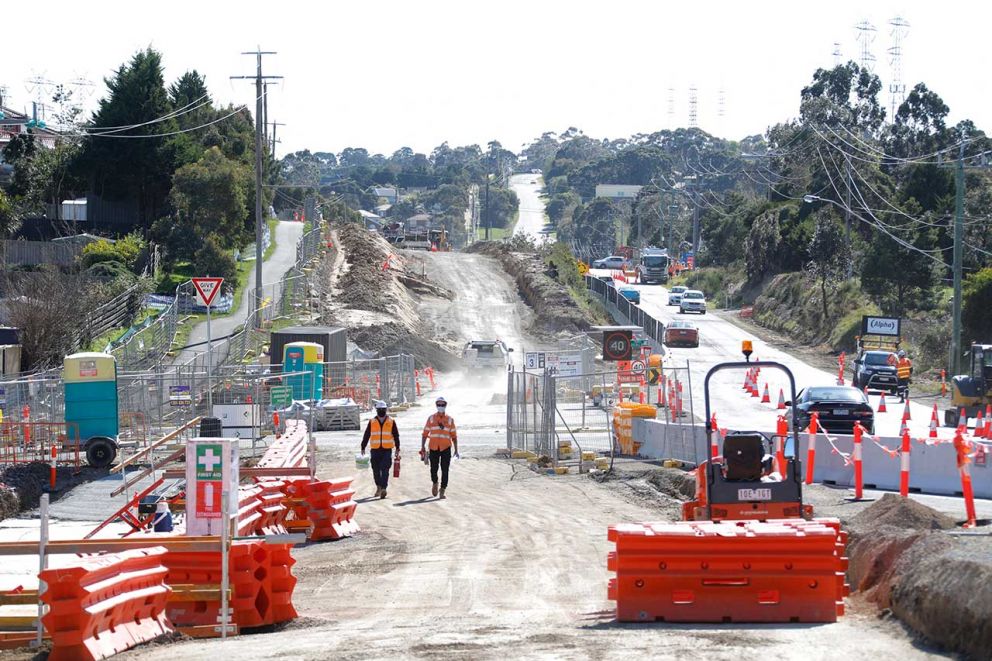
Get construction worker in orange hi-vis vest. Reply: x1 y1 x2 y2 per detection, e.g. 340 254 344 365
421 395 459 499
361 400 400 499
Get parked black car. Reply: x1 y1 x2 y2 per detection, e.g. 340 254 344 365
788 386 875 435
851 350 898 394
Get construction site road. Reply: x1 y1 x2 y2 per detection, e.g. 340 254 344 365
128 439 938 661
590 271 956 440
412 249 541 356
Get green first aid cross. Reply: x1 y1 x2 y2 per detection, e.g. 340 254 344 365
195 443 223 480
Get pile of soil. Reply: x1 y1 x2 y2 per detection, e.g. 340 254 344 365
0 462 102 523
646 468 696 500
467 243 592 335
322 225 457 368
844 493 992 659
849 492 956 532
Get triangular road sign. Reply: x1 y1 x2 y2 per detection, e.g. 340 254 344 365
191 277 224 307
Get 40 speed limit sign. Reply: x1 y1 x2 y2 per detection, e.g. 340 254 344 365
602 330 632 361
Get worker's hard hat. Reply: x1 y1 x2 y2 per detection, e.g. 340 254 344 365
435 396 447 405
898 350 906 358
374 400 388 409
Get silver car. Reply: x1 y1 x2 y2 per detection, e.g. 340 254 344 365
679 290 707 314
667 285 687 306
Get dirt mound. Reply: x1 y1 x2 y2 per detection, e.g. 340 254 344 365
0 462 101 522
842 493 992 659
849 493 956 532
350 322 457 370
468 243 593 335
322 225 457 367
891 537 992 660
647 468 696 500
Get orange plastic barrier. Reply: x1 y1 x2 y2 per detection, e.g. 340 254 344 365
162 539 297 630
607 519 848 623
40 546 172 661
306 478 359 540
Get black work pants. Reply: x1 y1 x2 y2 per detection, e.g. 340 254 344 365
370 448 393 488
429 448 452 489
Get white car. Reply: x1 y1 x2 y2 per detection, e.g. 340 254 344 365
667 285 687 306
679 289 707 314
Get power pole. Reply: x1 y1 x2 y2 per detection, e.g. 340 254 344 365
951 140 965 377
232 49 282 325
845 154 853 278
270 120 285 160
942 136 990 375
484 175 491 241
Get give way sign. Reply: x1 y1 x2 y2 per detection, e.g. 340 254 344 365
191 277 224 307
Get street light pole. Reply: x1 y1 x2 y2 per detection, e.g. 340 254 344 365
951 140 965 376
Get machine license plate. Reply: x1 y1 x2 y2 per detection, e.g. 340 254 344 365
738 488 772 500
878 376 893 382
833 409 848 416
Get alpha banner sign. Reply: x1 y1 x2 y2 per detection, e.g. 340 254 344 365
861 315 901 337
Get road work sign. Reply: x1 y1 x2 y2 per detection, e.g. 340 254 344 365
547 352 582 377
603 330 632 361
525 352 546 370
186 438 238 535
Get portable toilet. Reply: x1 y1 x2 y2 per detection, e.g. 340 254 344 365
283 341 324 400
64 352 119 467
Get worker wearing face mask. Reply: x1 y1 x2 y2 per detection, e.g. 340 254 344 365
361 400 399 499
421 396 459 499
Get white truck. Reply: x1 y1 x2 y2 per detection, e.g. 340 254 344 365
461 340 513 371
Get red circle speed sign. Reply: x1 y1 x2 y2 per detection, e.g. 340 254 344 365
603 330 632 361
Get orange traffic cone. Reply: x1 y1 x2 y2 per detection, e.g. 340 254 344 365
899 417 909 438
903 396 911 421
878 392 887 413
777 388 786 410
742 371 750 390
957 408 968 435
750 374 760 398
929 403 939 439
761 383 770 403
976 408 986 439
985 405 992 438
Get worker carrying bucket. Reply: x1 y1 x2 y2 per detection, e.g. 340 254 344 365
361 401 400 499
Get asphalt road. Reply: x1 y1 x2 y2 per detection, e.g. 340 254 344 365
511 173 551 243
173 220 305 366
592 272 959 441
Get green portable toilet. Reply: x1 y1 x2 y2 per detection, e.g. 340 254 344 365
64 352 119 467
283 341 324 401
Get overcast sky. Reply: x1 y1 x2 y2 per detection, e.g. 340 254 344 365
2 0 989 157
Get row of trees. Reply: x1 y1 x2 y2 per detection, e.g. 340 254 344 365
277 141 519 245
528 62 992 346
2 48 271 287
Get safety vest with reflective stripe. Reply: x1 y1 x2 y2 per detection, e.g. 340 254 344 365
423 413 456 451
369 417 395 449
897 358 912 380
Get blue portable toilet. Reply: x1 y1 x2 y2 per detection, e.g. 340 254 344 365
64 352 119 468
283 342 324 401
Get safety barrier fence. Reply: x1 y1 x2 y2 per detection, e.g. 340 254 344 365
607 518 848 623
585 274 666 351
0 421 81 470
39 546 172 661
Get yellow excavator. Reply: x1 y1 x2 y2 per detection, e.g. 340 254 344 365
945 343 992 427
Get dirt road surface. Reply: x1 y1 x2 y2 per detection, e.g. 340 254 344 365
130 440 939 661
411 249 541 355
